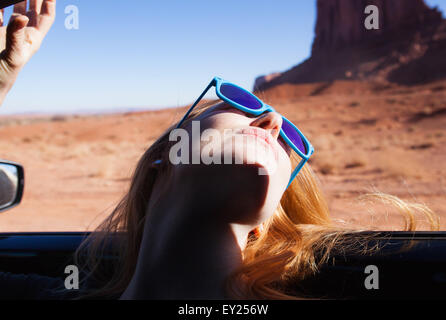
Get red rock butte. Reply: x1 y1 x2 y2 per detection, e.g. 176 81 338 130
254 0 446 91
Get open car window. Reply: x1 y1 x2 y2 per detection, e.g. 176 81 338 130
0 0 444 234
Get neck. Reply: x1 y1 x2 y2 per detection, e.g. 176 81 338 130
120 173 253 299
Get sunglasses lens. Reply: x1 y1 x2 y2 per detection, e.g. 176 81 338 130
220 83 263 110
282 119 307 155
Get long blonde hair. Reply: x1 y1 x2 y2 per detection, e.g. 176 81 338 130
74 101 439 299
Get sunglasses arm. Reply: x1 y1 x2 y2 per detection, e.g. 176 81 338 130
176 79 216 129
286 158 308 189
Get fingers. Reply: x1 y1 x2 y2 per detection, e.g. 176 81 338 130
5 14 29 69
27 0 43 26
0 9 4 27
41 0 56 17
29 0 43 14
38 0 56 34
13 1 27 15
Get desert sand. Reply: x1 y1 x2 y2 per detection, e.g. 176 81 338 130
0 79 444 232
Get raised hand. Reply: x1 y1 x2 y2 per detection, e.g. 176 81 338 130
0 0 56 104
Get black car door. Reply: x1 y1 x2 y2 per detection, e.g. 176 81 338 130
0 231 446 299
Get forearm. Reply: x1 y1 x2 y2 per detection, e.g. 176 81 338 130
0 89 7 105
0 80 16 106
0 82 15 106
0 57 20 106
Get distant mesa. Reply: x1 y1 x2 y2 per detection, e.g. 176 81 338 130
254 0 446 92
253 73 282 91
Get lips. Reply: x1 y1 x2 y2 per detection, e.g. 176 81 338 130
237 127 279 159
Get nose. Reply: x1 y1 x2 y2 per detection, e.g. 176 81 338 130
250 111 282 140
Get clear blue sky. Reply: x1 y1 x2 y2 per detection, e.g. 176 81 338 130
0 0 445 115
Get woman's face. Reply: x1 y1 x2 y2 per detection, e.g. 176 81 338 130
169 102 292 226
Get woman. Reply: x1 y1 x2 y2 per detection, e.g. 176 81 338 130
75 79 439 300
0 0 438 300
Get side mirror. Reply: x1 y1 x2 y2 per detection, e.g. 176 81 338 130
0 160 24 213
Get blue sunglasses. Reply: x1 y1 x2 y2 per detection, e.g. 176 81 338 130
175 77 314 188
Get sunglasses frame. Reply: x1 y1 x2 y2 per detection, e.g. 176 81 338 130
176 76 314 188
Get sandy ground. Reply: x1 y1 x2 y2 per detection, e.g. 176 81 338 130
0 80 445 232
